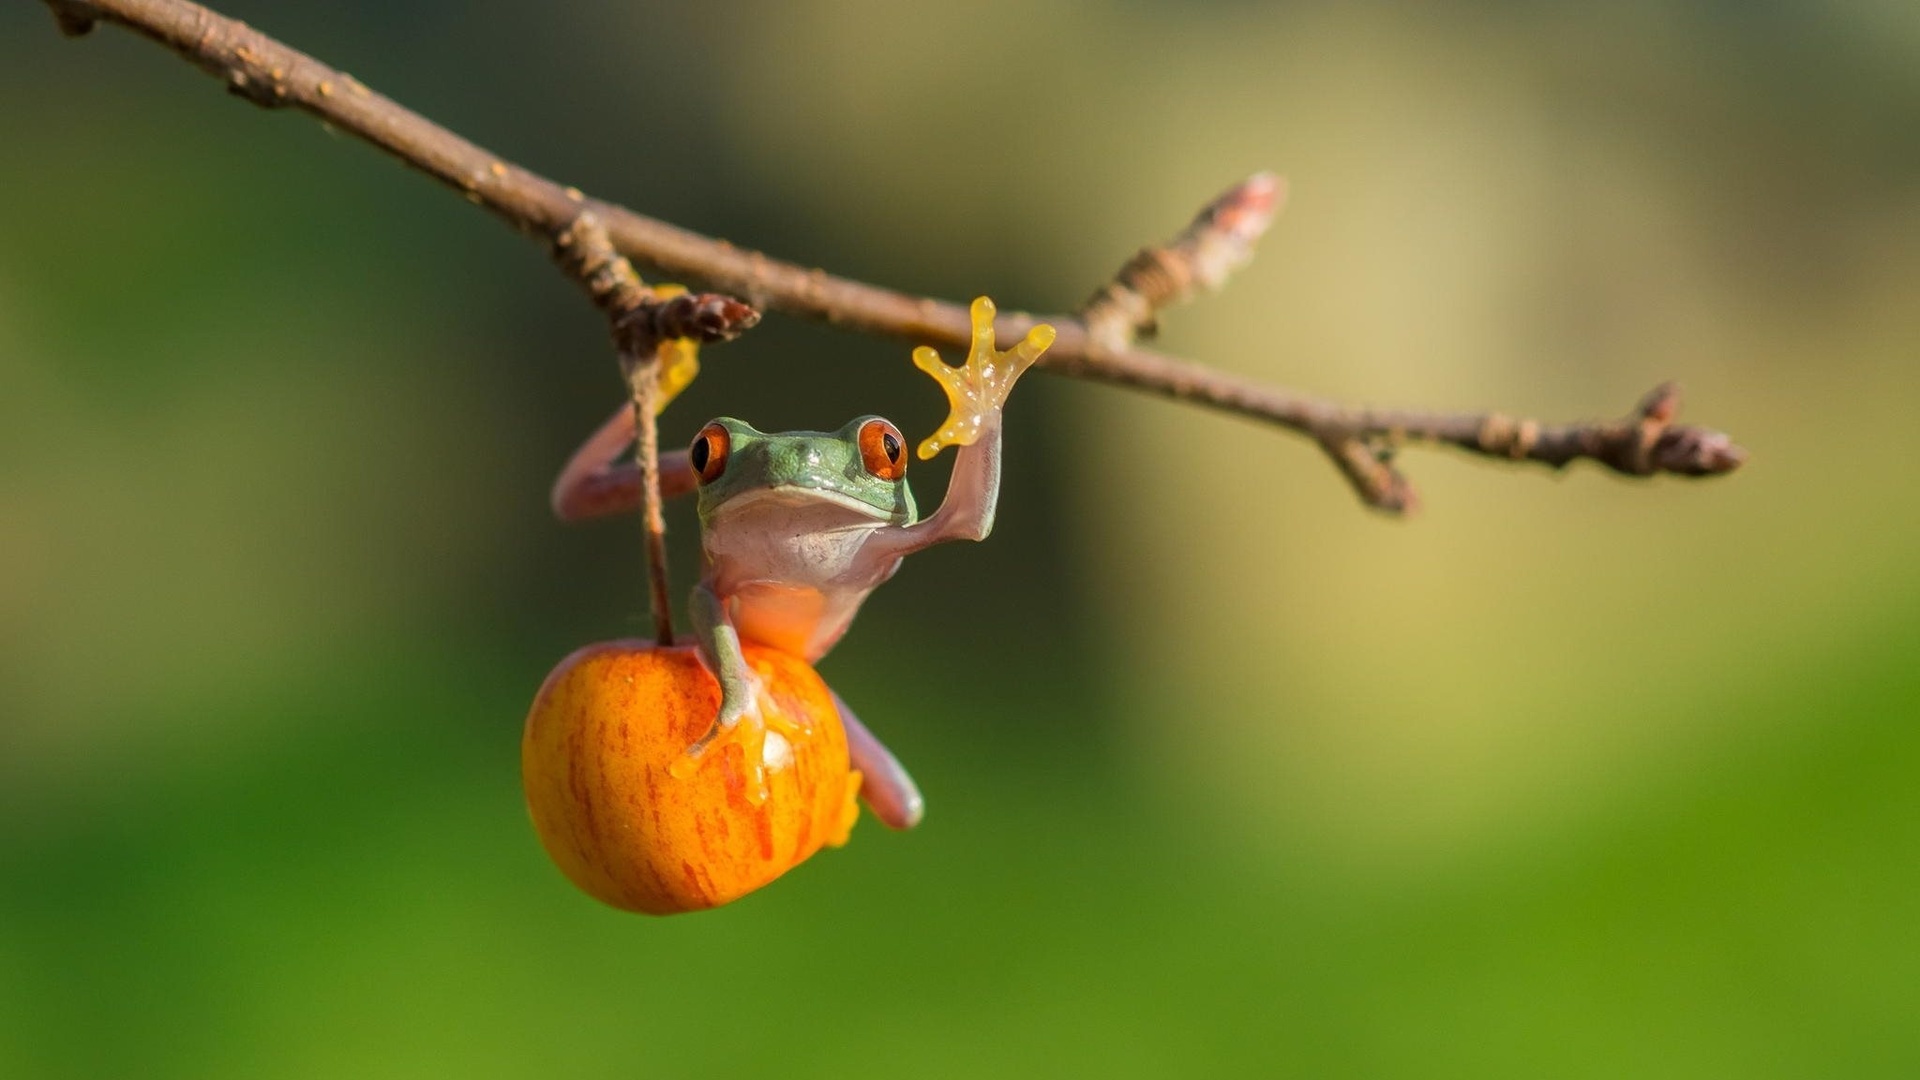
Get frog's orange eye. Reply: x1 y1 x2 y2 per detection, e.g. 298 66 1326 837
690 423 730 484
858 419 907 481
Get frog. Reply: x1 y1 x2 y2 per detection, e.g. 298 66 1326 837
550 297 1055 832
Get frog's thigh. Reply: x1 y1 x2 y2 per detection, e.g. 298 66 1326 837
832 690 925 831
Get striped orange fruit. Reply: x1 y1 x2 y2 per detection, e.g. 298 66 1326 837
522 641 859 914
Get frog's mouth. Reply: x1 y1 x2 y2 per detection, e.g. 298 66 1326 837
708 484 903 528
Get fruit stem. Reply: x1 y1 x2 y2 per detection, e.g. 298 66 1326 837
553 211 681 645
624 356 676 646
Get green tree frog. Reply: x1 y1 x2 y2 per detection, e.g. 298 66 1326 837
551 297 1055 831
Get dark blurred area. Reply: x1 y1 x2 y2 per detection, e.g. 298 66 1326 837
3 1 1916 1076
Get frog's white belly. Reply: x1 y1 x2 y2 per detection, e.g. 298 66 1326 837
702 498 902 661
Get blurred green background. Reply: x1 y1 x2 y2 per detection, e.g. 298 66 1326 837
4 0 1917 1075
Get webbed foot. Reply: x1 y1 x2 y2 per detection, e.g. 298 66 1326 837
913 296 1054 460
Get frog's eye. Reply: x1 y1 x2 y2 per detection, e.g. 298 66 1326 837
858 419 908 481
690 422 730 484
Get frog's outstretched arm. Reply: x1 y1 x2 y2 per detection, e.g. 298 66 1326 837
871 297 1054 558
550 405 699 522
892 416 1005 548
833 690 925 830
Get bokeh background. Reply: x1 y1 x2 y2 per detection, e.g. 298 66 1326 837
4 1 1917 1075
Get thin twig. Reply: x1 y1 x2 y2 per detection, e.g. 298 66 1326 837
626 362 675 646
41 0 1747 513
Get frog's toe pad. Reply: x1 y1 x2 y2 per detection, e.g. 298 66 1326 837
915 296 1055 460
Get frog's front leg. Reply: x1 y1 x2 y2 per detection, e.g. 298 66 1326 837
686 582 763 757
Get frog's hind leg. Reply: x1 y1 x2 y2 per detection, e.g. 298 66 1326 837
550 404 699 522
833 690 925 830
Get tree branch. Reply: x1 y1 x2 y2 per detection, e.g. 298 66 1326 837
42 0 1746 513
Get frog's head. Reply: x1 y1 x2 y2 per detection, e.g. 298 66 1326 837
690 416 918 528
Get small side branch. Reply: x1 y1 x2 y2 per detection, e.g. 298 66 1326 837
1300 381 1746 511
42 0 1747 515
1456 382 1746 476
1079 173 1284 352
550 214 761 644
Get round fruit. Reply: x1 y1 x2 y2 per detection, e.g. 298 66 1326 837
522 640 858 914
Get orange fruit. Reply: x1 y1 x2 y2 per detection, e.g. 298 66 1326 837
522 640 859 914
